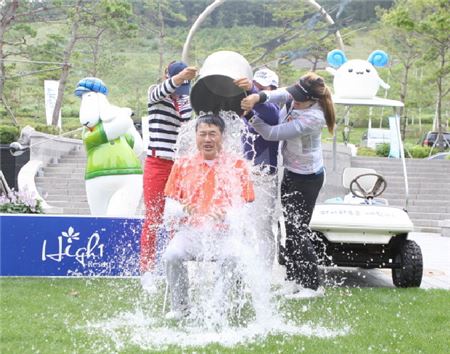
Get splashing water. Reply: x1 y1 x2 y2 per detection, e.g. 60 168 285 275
78 111 350 351
81 309 349 351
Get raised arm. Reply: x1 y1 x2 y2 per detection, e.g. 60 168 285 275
148 78 177 104
248 110 324 141
241 87 291 112
148 66 197 104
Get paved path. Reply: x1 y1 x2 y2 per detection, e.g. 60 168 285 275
272 232 450 290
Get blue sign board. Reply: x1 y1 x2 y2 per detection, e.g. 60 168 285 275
0 214 143 276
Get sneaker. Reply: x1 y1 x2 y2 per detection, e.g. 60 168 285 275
273 280 302 296
164 308 189 321
284 286 325 300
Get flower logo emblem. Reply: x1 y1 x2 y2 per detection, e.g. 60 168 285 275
61 227 80 244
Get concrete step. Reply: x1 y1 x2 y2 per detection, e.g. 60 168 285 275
414 225 442 233
389 199 450 207
408 212 450 221
384 187 450 194
47 163 86 169
44 190 87 198
40 172 85 179
400 205 450 213
350 156 449 234
386 180 450 187
375 171 450 177
63 158 84 162
46 195 88 203
383 192 449 199
384 195 449 201
42 165 85 173
36 184 86 192
62 207 91 215
47 200 90 208
59 154 86 160
37 189 86 196
35 177 85 185
382 175 449 180
413 219 443 228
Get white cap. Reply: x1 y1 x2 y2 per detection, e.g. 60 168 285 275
253 68 279 88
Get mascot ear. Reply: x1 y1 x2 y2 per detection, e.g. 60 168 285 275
368 50 389 67
327 49 347 68
98 94 115 122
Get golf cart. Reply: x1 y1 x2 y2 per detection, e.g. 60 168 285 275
278 97 423 288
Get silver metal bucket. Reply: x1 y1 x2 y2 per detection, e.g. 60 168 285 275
190 51 253 116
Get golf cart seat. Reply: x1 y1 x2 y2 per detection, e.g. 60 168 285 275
342 167 388 205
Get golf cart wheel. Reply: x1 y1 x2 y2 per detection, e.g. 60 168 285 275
392 240 423 288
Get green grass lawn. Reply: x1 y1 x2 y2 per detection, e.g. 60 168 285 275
1 278 449 353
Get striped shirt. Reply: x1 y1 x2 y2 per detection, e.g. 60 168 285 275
146 77 192 159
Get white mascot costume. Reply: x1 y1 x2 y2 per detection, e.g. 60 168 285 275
75 77 144 216
326 49 390 98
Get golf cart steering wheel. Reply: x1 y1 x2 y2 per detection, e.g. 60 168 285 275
349 173 387 199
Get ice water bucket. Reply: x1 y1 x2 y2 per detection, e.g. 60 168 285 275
190 51 253 116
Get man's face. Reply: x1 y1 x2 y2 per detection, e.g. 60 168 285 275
196 123 223 160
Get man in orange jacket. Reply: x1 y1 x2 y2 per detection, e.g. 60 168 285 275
161 114 255 320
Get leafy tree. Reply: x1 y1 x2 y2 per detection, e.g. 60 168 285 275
133 0 186 78
49 0 134 126
380 0 449 149
249 0 345 78
0 0 49 124
376 9 423 138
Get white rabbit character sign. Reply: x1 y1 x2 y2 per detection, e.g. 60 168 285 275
75 77 144 216
326 49 390 99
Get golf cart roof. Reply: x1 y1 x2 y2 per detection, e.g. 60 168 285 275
333 96 404 108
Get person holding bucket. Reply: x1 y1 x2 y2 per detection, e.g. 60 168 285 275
140 61 197 280
240 72 336 292
233 68 280 280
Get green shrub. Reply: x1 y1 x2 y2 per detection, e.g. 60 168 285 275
0 125 20 144
34 124 62 135
405 144 432 158
357 147 377 156
61 105 79 118
376 143 390 157
33 124 83 139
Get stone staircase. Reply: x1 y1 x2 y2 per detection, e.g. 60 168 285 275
351 156 450 233
35 148 91 215
35 148 146 215
35 149 450 233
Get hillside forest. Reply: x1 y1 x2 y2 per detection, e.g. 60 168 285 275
0 0 448 150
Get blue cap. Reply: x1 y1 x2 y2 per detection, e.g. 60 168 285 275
74 77 108 97
168 61 190 96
